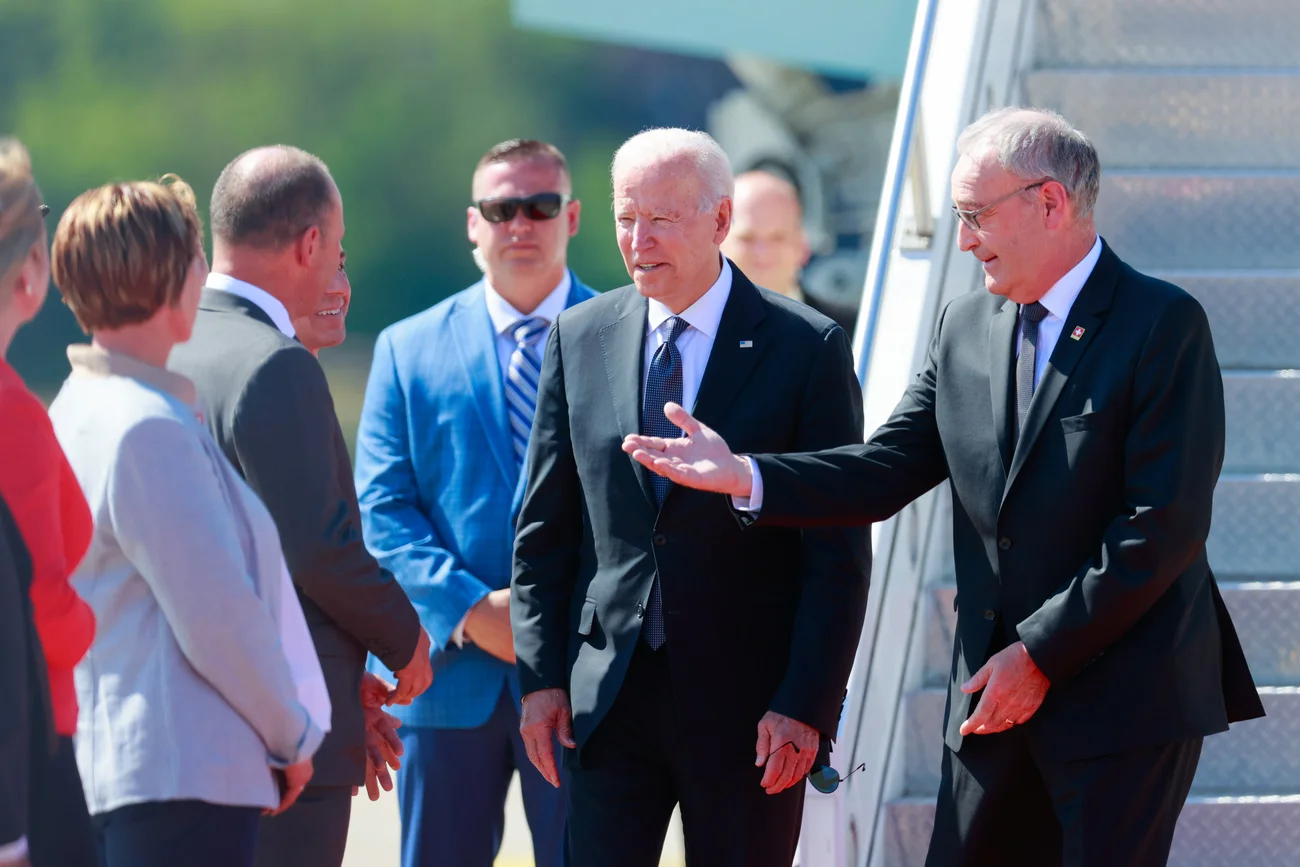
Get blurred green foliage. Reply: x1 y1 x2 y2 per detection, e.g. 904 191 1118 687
3 0 739 389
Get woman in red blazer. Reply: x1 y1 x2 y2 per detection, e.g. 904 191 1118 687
0 137 96 867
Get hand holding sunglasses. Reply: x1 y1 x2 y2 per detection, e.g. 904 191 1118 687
761 741 866 794
474 192 568 223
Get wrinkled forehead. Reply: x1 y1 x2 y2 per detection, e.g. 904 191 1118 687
613 158 703 213
950 148 1013 205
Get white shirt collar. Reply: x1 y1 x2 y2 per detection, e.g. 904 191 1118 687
206 273 297 339
647 257 733 338
484 270 572 335
1036 235 1102 321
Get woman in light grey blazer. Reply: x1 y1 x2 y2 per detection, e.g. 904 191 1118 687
46 177 325 867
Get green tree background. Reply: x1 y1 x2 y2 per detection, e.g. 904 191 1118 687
3 0 741 428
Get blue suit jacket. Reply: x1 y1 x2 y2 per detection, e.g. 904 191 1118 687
356 274 596 729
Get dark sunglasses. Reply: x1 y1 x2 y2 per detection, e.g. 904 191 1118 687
475 192 567 223
39 204 49 218
764 741 866 794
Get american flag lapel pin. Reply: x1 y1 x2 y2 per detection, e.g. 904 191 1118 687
739 340 754 348
1070 326 1085 341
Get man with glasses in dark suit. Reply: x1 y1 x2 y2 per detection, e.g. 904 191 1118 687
623 108 1264 867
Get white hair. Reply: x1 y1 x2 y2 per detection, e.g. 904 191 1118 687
611 128 735 213
957 107 1101 218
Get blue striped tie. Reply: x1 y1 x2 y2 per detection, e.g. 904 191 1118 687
505 317 549 466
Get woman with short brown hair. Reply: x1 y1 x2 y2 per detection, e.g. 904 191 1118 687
48 176 326 867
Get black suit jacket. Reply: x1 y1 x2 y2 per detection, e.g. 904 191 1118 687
752 241 1264 762
0 495 54 847
512 266 872 763
169 289 421 785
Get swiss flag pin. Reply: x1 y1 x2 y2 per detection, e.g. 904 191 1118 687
1070 326 1085 341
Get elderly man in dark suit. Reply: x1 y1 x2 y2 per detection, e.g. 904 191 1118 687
169 146 432 867
511 128 871 867
624 108 1265 867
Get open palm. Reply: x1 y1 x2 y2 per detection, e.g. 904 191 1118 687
621 402 753 497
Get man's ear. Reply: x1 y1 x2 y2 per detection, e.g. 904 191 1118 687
295 225 321 267
713 197 733 245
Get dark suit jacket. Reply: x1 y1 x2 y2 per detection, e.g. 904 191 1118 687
751 241 1265 762
169 289 421 786
511 265 872 763
0 495 54 847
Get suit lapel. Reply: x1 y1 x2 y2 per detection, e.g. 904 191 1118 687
988 298 1019 473
691 270 769 431
199 288 280 332
599 290 657 507
450 286 517 489
1003 243 1120 499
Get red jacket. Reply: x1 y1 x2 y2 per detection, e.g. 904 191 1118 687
0 359 95 736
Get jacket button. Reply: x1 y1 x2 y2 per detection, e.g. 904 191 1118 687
636 602 644 618
653 533 667 547
984 608 997 621
998 537 1012 550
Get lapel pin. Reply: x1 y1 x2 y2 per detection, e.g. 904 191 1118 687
739 340 753 349
1070 326 1085 341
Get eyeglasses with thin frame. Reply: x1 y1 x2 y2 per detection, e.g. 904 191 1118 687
762 741 867 794
475 192 569 224
950 180 1049 232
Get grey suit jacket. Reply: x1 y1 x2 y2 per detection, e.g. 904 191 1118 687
170 288 421 785
50 346 322 814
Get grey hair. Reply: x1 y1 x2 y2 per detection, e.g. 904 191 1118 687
611 128 735 213
956 108 1101 219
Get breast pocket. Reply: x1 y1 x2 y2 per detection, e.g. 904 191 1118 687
1060 411 1103 435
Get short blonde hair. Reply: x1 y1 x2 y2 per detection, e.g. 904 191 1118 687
52 176 203 331
0 138 45 290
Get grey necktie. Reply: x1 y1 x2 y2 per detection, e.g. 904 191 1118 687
640 316 690 649
1015 301 1051 442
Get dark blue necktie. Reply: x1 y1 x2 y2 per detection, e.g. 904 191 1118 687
640 315 690 648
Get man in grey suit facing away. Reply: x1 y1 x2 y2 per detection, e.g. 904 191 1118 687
169 145 434 867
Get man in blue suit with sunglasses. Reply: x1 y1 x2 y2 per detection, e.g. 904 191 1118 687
355 139 594 867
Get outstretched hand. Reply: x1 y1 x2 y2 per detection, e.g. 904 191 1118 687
621 402 753 497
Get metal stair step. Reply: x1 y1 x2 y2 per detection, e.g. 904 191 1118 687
1223 372 1300 474
1097 171 1300 270
1208 478 1300 577
1157 271 1300 370
927 581 1300 690
1033 0 1300 68
904 688 1300 799
1024 70 1300 169
884 794 1300 867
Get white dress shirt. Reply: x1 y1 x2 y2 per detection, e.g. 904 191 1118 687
207 273 297 339
643 258 734 416
484 271 572 375
1018 235 1101 388
451 272 572 647
737 237 1101 513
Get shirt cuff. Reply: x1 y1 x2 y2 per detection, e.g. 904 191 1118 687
730 456 763 513
451 610 471 648
0 836 28 865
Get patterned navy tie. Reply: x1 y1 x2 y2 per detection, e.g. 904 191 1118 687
640 315 690 649
505 317 549 466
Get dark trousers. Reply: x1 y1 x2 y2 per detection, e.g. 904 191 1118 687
926 723 1203 867
28 735 96 867
253 785 352 867
92 799 261 867
566 641 805 867
396 688 566 867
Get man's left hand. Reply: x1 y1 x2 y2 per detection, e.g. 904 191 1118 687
959 641 1050 736
352 673 404 800
755 711 819 795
